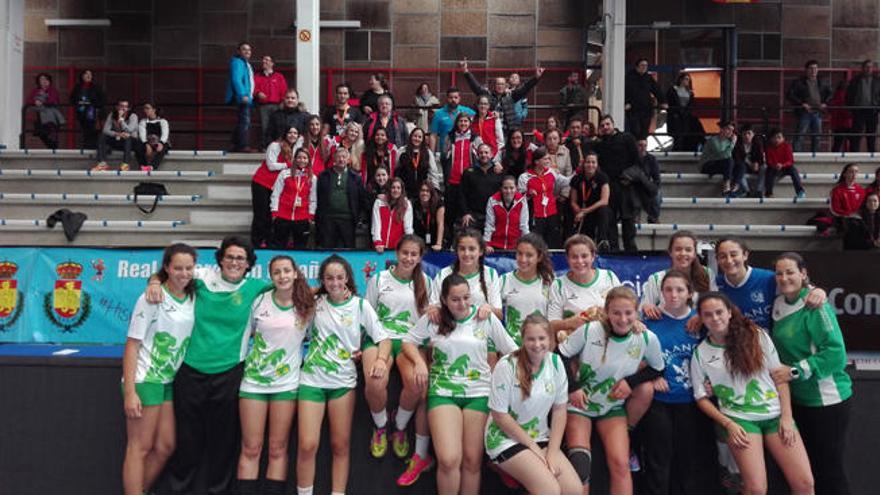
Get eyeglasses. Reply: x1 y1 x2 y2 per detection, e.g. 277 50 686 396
223 255 248 263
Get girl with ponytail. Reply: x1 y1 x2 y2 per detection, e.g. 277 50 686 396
429 228 502 321
641 230 715 320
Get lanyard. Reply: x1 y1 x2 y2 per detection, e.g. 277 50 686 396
412 151 421 170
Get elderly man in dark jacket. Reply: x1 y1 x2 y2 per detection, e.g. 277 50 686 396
624 58 666 140
846 59 880 153
596 115 642 252
461 58 544 132
786 59 831 153
315 147 368 248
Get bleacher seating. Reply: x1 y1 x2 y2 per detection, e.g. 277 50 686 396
0 148 865 250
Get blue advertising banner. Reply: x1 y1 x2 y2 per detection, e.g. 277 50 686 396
0 248 667 345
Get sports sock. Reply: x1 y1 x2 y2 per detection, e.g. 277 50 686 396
415 434 430 458
395 407 414 430
371 409 388 429
297 486 313 495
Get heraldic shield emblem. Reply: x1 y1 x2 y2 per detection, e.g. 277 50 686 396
0 261 24 332
43 261 91 332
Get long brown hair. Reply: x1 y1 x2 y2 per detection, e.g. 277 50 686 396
452 229 489 302
516 234 555 285
280 126 299 163
317 254 358 297
397 235 429 315
668 230 709 292
512 314 553 400
599 286 639 363
158 243 198 298
697 292 764 377
269 255 316 321
388 177 409 223
437 274 469 336
661 269 694 307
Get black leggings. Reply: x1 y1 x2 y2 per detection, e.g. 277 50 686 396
250 183 273 247
794 399 851 495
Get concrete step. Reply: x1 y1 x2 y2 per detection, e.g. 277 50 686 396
658 172 874 197
657 197 826 224
1 203 251 222
0 150 262 172
657 152 879 174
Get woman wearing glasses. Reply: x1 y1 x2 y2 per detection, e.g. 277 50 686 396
143 236 272 495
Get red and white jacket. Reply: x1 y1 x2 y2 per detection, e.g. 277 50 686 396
371 198 413 249
471 111 504 160
306 138 330 177
252 141 293 190
517 167 571 219
483 191 530 250
361 143 399 184
830 183 866 217
445 131 481 186
270 167 317 222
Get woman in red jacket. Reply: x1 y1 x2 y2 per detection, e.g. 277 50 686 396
830 163 868 248
484 176 530 252
372 177 413 253
270 148 317 248
472 95 504 161
516 147 570 248
764 129 805 198
251 126 300 247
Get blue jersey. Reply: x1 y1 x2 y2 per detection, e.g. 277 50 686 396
646 309 701 404
716 267 777 330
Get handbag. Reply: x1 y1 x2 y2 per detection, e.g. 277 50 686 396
133 182 168 214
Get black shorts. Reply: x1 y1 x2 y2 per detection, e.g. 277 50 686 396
492 440 549 463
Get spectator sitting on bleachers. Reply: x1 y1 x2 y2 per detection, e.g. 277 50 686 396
460 58 544 133
28 72 64 149
413 83 440 131
135 102 170 171
372 177 413 254
315 147 368 248
364 95 408 147
459 143 505 234
93 99 138 171
471 94 504 161
69 68 104 149
569 150 612 251
830 163 868 249
265 89 309 148
861 192 880 248
253 55 288 149
322 83 363 138
559 71 589 129
361 127 399 185
395 127 442 199
638 139 662 223
700 120 741 196
359 73 393 116
764 128 806 198
733 124 766 197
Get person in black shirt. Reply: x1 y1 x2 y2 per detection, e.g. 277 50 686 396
500 128 530 179
265 89 309 147
569 151 612 251
596 114 642 252
625 58 666 140
459 143 504 233
413 181 446 251
321 83 363 137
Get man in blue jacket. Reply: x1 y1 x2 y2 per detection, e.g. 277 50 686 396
226 41 255 152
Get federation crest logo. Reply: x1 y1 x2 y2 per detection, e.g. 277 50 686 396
43 261 91 332
750 291 765 304
0 261 24 332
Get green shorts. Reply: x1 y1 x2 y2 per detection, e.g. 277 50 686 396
298 384 353 403
121 382 173 407
362 335 403 359
567 405 627 421
427 394 489 413
239 389 298 402
720 416 790 438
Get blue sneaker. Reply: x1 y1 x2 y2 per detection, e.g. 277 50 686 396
796 190 806 199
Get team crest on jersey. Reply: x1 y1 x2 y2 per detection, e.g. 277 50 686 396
750 291 765 304
474 327 487 340
43 261 91 332
626 343 641 359
545 381 555 394
0 262 24 332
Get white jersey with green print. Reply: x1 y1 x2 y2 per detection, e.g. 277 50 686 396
640 267 717 308
547 269 620 321
690 329 782 422
127 289 195 385
366 267 433 340
301 295 386 389
557 321 664 417
485 352 569 459
406 307 517 398
240 292 311 394
500 272 552 346
430 265 502 309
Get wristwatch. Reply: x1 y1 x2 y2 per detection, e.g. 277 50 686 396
789 367 800 380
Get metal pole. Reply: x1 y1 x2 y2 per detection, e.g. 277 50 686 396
602 0 626 125
295 0 320 113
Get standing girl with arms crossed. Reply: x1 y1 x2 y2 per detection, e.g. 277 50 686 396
558 287 665 494
770 253 852 495
486 314 581 495
236 256 316 495
122 243 197 495
690 292 814 495
640 270 719 495
296 255 390 495
403 274 518 495
499 233 555 345
364 235 436 485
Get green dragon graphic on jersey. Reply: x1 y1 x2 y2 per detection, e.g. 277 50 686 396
302 333 346 375
144 332 190 383
243 332 289 385
429 348 473 396
377 302 412 336
714 379 777 415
